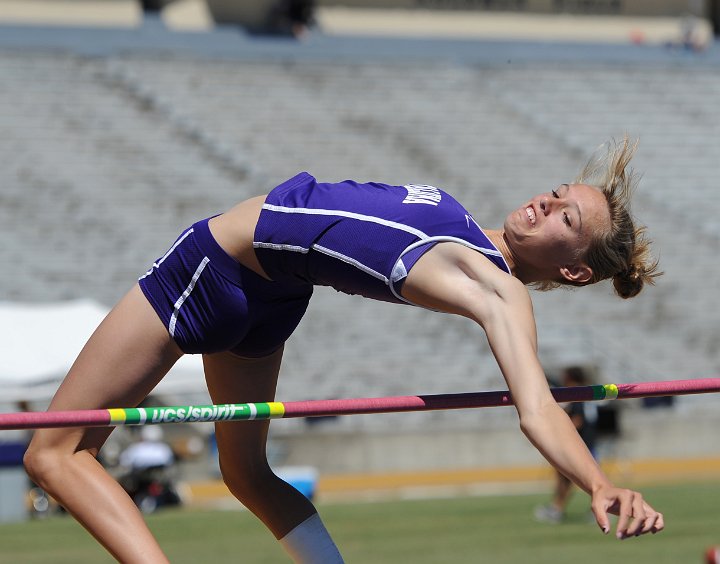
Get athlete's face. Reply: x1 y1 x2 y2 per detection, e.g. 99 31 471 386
503 183 611 283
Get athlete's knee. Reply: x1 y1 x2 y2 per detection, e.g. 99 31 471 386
219 457 276 500
23 441 61 487
23 436 82 489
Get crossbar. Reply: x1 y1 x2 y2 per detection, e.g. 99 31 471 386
0 378 718 431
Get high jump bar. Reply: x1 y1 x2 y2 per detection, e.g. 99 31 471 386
1 378 718 431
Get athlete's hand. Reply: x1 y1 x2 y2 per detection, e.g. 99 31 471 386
591 485 664 539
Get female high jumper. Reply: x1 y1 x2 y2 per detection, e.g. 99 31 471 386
24 137 664 562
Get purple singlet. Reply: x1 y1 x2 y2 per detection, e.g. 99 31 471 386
254 172 510 305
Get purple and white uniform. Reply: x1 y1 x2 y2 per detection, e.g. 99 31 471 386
254 172 510 305
139 172 510 357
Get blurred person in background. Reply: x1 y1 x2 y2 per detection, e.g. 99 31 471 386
267 0 316 37
24 137 664 563
535 365 599 524
118 426 182 514
119 426 174 472
139 0 163 26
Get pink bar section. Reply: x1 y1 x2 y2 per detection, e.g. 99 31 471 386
617 378 720 398
281 378 720 418
281 390 513 418
0 409 111 430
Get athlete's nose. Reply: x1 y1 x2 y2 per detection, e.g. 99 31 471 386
539 197 551 216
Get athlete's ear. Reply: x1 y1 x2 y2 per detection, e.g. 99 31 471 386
560 263 593 285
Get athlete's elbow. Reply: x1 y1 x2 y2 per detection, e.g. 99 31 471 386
517 400 561 441
518 408 550 447
518 410 540 438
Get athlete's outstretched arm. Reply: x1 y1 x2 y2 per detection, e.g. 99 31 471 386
401 243 664 539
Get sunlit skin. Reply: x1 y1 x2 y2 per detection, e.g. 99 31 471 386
486 183 612 286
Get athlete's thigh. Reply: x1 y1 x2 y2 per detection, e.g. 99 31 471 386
30 284 184 454
203 348 284 461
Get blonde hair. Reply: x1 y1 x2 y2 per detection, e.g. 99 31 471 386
579 136 662 298
538 136 662 298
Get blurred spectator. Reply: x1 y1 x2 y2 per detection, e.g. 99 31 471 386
118 426 181 513
535 366 599 524
139 0 165 29
119 426 174 471
205 0 315 36
266 0 316 37
139 0 163 14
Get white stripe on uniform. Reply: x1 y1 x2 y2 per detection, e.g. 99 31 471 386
168 257 209 337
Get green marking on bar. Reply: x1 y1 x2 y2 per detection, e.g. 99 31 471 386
122 408 144 425
255 403 272 419
591 385 606 400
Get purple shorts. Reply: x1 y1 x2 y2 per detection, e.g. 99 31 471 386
138 217 312 357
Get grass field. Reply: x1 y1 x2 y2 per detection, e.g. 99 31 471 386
0 481 718 563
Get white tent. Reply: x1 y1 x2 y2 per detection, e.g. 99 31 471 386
0 299 208 404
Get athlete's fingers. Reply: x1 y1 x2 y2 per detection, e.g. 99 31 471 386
613 490 636 539
640 503 664 535
651 511 665 534
623 493 646 537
